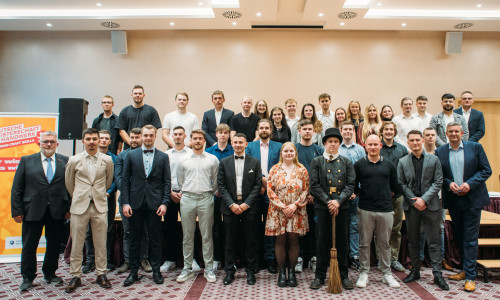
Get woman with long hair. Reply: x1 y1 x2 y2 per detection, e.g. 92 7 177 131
290 103 323 146
266 142 309 288
270 107 291 143
380 105 394 121
334 107 347 128
347 100 364 136
254 100 269 120
357 104 382 147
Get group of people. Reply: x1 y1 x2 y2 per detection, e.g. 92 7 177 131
11 85 491 294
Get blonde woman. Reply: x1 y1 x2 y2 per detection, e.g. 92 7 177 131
357 104 382 148
347 100 364 136
254 99 269 120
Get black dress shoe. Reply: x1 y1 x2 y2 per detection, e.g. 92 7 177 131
153 272 164 284
342 277 354 290
247 272 256 285
96 274 112 288
124 273 139 286
65 277 81 293
277 268 287 288
434 276 450 290
82 262 95 274
403 270 421 283
310 277 324 290
107 261 116 271
223 274 234 285
44 274 64 284
19 278 33 292
267 260 278 274
287 268 297 287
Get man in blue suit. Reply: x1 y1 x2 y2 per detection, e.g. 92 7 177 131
121 125 171 286
454 91 485 143
435 122 491 292
202 90 234 147
246 119 282 273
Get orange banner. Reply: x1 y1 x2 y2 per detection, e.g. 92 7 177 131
0 113 58 258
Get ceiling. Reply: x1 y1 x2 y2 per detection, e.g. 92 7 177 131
1 0 499 31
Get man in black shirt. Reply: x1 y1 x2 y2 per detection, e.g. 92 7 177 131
230 96 260 142
92 95 122 154
354 134 400 289
115 85 162 150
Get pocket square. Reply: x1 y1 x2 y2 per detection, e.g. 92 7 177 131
248 169 254 173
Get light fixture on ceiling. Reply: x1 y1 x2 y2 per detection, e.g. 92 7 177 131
96 3 102 7
169 22 175 26
476 4 482 8
222 10 242 19
455 22 473 29
46 23 53 27
377 3 382 6
402 23 407 27
198 2 204 6
256 12 261 17
340 22 345 26
232 21 237 26
101 21 120 28
338 11 357 19
318 12 324 17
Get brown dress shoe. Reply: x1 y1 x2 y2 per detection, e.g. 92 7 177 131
65 277 82 293
464 280 475 292
96 274 112 288
442 259 453 271
449 271 465 281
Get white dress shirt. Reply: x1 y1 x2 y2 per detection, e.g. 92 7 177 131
412 112 433 132
462 107 471 124
215 108 223 126
84 151 99 182
234 154 245 196
393 113 420 147
177 152 219 194
166 146 193 191
316 110 335 130
260 141 269 178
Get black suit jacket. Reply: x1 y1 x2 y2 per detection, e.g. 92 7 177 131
454 107 485 142
11 152 70 221
217 155 262 215
121 148 171 210
202 108 234 146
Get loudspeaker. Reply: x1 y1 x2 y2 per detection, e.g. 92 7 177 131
58 98 89 140
445 32 462 55
111 31 128 54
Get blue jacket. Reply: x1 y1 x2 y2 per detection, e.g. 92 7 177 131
245 140 282 174
454 107 485 142
202 108 234 146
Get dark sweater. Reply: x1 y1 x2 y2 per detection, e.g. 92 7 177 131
354 156 398 212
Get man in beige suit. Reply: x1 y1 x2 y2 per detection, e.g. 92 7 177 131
65 128 114 293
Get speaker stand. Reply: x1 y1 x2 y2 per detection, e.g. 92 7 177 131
72 139 76 156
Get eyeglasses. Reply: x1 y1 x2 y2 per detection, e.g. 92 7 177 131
41 140 57 144
461 97 473 100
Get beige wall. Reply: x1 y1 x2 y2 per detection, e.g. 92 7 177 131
1 29 499 154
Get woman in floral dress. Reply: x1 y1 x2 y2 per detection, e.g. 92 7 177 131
265 142 309 288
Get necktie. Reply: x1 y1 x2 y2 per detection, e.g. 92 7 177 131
235 155 244 160
144 149 154 153
46 157 54 183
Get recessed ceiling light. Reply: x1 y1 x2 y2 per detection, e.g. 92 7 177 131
377 3 382 6
96 3 102 7
340 22 345 26
169 22 175 26
477 4 482 8
198 2 203 5
318 12 324 17
401 23 407 27
256 12 261 17
232 21 237 26
46 23 52 27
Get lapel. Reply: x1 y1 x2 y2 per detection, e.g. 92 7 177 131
266 141 275 168
80 152 92 183
405 155 415 181
462 141 470 179
221 109 231 123
34 152 49 184
209 109 217 129
420 152 428 184
442 145 451 176
147 148 160 178
137 148 146 177
53 153 65 181
92 152 103 184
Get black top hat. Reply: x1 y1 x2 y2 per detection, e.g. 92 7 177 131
322 127 343 144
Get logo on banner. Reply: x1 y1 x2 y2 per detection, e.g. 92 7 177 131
0 123 41 149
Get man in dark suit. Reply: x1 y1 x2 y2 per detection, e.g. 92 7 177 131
121 125 171 286
202 90 235 147
218 133 262 285
454 91 485 143
435 122 491 292
398 130 449 290
246 119 282 273
11 131 69 292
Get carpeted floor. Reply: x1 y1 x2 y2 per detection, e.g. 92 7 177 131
1 259 499 299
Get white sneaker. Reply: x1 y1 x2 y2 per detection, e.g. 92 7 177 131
204 270 217 283
356 272 369 288
213 261 220 272
295 257 303 273
176 269 194 282
192 260 201 272
309 256 317 272
382 274 400 288
160 261 176 273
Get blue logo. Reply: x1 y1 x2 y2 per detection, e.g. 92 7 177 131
9 241 14 245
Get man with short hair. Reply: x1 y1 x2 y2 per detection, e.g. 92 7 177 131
355 134 400 289
398 130 449 290
435 122 491 292
246 119 282 273
218 133 262 285
454 91 485 143
205 124 234 271
393 97 420 148
11 131 69 292
65 128 114 293
202 90 235 146
430 93 469 147
176 129 220 283
309 128 355 290
316 93 335 130
294 119 324 273
423 127 437 155
285 98 300 129
92 95 122 154
230 96 260 141
116 85 162 150
162 92 200 148
412 96 433 132
339 121 366 270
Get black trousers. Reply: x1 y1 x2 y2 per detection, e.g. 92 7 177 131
315 207 350 280
129 205 162 274
21 208 64 280
224 211 257 274
163 201 180 262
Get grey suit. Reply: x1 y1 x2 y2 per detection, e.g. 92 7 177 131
429 112 469 147
397 151 444 276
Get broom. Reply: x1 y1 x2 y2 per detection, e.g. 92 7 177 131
327 213 343 294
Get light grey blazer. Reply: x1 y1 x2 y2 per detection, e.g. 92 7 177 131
429 112 469 147
397 151 443 211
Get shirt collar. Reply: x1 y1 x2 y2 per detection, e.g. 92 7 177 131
341 142 355 148
411 151 425 160
364 156 383 164
448 141 464 151
323 152 339 161
142 145 155 153
40 152 52 160
84 151 99 159
260 140 269 147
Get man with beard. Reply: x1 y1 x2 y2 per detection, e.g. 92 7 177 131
430 93 469 147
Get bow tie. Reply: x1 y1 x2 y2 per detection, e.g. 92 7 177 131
235 155 244 160
143 149 154 153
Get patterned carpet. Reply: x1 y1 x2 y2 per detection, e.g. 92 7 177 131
1 259 499 299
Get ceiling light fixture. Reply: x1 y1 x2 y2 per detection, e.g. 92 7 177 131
402 23 406 27
340 22 345 26
256 12 261 17
222 10 242 19
476 4 482 8
96 3 102 7
455 22 473 29
232 21 237 26
169 22 175 26
377 3 382 6
318 12 324 17
198 2 204 6
46 23 52 27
